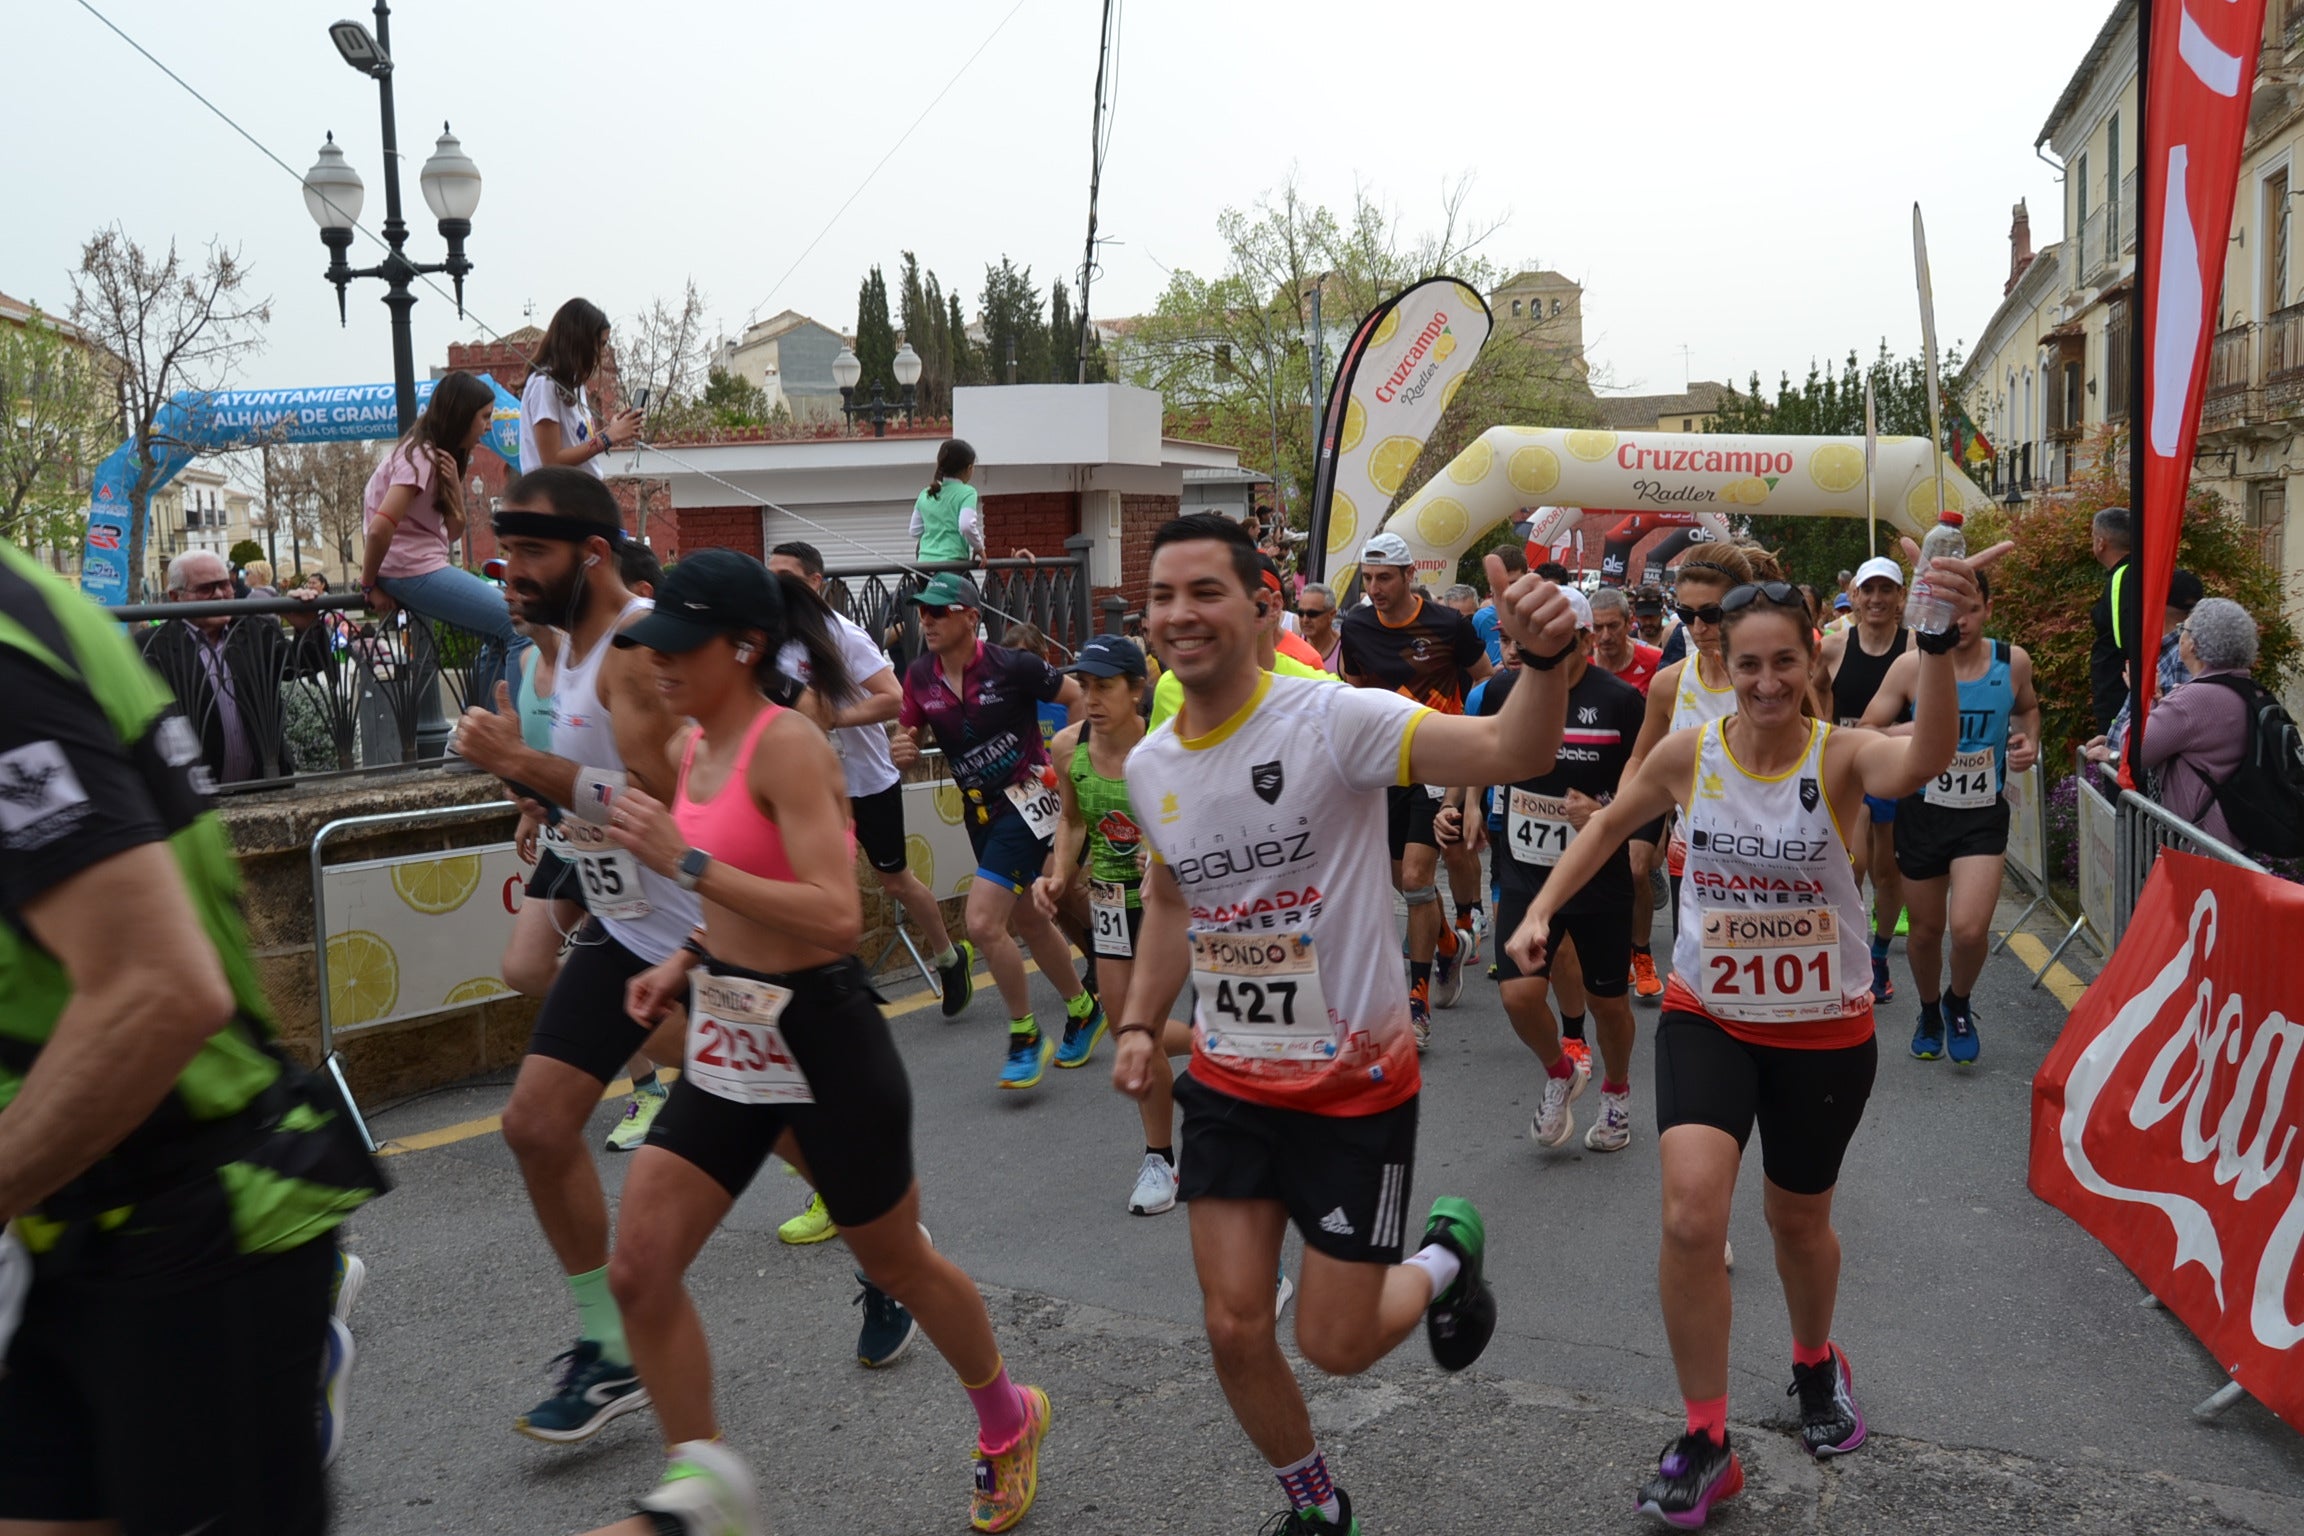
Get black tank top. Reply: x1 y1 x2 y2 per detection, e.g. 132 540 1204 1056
1832 626 1910 726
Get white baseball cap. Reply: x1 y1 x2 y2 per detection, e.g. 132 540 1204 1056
1852 555 1905 589
1564 589 1594 629
1360 531 1414 567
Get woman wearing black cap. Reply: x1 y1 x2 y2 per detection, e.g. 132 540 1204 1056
592 550 1051 1536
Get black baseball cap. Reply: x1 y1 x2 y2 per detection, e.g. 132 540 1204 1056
613 548 776 653
1066 634 1147 679
2168 568 2205 612
1633 589 1664 613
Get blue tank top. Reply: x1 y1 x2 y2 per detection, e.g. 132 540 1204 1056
1956 639 2016 783
517 646 556 752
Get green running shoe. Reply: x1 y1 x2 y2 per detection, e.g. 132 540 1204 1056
1421 1196 1497 1373
778 1191 837 1246
604 1080 668 1151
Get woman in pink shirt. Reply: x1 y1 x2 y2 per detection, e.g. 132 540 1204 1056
356 370 525 702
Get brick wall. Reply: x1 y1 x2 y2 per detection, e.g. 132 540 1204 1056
982 490 1077 560
663 504 764 560
1111 492 1180 612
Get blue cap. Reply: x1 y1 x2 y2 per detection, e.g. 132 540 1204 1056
1065 634 1147 679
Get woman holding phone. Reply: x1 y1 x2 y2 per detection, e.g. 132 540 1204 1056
520 298 643 479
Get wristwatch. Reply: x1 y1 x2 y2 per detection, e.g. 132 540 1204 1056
675 848 712 891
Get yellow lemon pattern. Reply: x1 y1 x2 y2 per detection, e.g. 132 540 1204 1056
1338 396 1366 455
1433 332 1457 362
391 854 482 915
1808 444 1865 495
1326 490 1359 554
1415 497 1471 548
443 976 509 1005
1508 445 1561 497
1452 283 1483 314
932 783 964 826
1564 430 1618 462
905 832 936 891
1906 475 1950 522
1370 309 1401 348
1719 477 1772 506
327 930 400 1027
1368 436 1426 498
1446 439 1493 485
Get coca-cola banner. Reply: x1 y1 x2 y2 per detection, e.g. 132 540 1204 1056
2029 851 2304 1429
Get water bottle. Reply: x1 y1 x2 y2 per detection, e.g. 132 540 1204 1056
1904 510 1966 637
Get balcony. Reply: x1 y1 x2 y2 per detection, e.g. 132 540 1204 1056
2264 302 2304 418
2201 324 2259 435
2117 169 2137 259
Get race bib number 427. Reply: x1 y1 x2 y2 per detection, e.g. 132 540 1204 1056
1191 931 1336 1062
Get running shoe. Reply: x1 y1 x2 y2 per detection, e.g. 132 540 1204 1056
970 1383 1051 1532
1486 960 1500 981
1410 991 1432 1053
1788 1342 1868 1457
1000 1029 1055 1090
1651 866 1670 912
1456 909 1487 966
1561 1036 1593 1078
1635 1431 1743 1529
1947 1003 1981 1065
1531 1072 1577 1148
318 1315 355 1469
1128 1153 1179 1216
331 1248 366 1325
1432 937 1464 1010
1869 954 1896 1004
853 1269 920 1367
637 1439 763 1536
939 941 978 1019
605 1081 668 1151
1055 997 1109 1068
1276 1268 1296 1319
778 1191 837 1245
1910 1011 1945 1061
1260 1487 1361 1533
1585 1088 1633 1153
1724 1239 1734 1272
1420 1196 1496 1373
514 1339 650 1443
1631 949 1665 1003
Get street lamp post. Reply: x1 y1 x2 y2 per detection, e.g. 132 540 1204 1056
301 2 483 436
833 343 923 436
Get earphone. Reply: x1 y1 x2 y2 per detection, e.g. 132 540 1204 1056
735 645 756 663
582 554 598 568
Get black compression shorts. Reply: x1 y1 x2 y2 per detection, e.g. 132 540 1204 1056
527 847 587 907
1891 796 2011 883
851 781 909 874
1494 888 1633 996
1387 783 1442 860
644 957 915 1228
525 920 656 1083
1653 1010 1877 1196
1174 1070 1420 1264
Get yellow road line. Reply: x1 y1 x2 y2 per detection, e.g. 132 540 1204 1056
2002 930 2089 1010
374 960 1038 1158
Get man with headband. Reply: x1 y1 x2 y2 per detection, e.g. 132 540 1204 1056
450 466 701 1446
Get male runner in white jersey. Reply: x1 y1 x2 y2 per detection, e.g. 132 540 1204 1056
1819 555 1912 1002
450 467 700 1443
1113 514 1575 1533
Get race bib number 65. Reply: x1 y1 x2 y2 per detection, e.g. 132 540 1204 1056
547 821 652 921
1191 931 1336 1061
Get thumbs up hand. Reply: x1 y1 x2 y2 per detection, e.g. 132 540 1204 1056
452 678 526 775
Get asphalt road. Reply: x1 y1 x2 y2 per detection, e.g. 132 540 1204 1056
332 891 2304 1536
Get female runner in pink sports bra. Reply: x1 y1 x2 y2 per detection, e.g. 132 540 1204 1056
587 550 1051 1536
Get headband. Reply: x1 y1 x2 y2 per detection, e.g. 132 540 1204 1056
491 509 624 545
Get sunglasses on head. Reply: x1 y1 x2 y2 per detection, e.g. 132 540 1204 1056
1719 581 1804 616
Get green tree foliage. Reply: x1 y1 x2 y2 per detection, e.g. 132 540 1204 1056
699 366 770 427
948 291 980 389
1705 343 1964 585
0 305 116 562
228 537 265 570
979 258 1048 386
853 266 897 399
1966 429 2300 768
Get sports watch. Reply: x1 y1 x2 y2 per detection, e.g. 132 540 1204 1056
675 848 712 891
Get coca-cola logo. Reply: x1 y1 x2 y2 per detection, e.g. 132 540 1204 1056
2057 885 2304 1351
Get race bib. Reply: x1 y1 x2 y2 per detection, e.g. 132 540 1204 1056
548 821 652 921
1089 878 1134 959
1506 788 1575 867
1004 776 1063 840
1697 905 1846 1023
1425 783 1447 801
685 969 811 1104
1926 747 1998 809
1191 931 1337 1062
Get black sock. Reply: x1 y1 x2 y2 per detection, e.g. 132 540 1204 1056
1920 999 1943 1024
1945 990 1970 1020
1461 901 1483 919
1561 1011 1587 1042
1632 943 1651 955
1409 960 1432 992
1147 1144 1175 1166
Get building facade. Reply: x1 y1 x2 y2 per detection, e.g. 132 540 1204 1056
715 310 848 422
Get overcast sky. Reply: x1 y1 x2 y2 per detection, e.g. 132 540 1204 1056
9 0 2101 418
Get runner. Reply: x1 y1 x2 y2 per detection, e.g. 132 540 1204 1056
1112 513 1577 1534
1621 545 1756 1000
1859 571 2039 1065
1820 554 1913 1003
0 541 384 1533
1296 582 1344 674
1503 550 1998 1527
888 574 1102 1089
448 466 700 1443
573 549 1047 1536
1588 585 1668 1050
1450 593 1646 1152
1149 553 1327 730
1337 531 1491 1044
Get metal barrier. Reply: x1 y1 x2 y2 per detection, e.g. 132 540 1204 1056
817 541 1096 670
2112 783 2268 944
1992 763 2069 970
2039 750 2117 981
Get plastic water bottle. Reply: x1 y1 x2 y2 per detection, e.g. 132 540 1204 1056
1904 510 1966 637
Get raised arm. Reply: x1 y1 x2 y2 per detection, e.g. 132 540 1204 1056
1406 559 1576 787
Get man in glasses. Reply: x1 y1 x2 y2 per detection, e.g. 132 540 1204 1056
137 550 294 785
1634 586 1684 667
1821 556 1914 1002
1296 583 1343 674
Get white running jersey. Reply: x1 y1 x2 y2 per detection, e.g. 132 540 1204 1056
778 611 900 798
551 597 700 963
1671 720 1873 1028
1671 654 1737 732
1127 671 1427 1117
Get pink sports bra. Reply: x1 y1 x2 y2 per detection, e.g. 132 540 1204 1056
673 705 847 884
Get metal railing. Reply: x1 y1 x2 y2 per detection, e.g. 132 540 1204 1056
816 538 1096 669
2112 780 2270 943
111 593 509 791
2263 301 2304 417
2201 325 2257 433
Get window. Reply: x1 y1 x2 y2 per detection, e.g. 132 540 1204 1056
2064 359 2084 429
1682 418 1693 431
2252 482 2287 568
1551 298 1563 317
1511 299 1523 317
2106 299 2132 420
2076 150 2091 238
2268 169 2291 312
2106 113 2121 265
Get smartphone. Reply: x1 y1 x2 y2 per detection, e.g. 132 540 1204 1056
634 388 652 413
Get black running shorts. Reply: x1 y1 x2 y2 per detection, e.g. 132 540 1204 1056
1630 813 1670 848
525 920 657 1083
1174 1070 1420 1265
1493 888 1633 996
1653 1010 1877 1196
1891 795 2011 884
1386 783 1441 860
644 957 916 1229
851 781 909 875
0 1207 334 1533
1089 885 1144 962
526 846 587 907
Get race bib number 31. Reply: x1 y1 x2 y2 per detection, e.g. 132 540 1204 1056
686 971 812 1104
1697 905 1845 1022
1926 747 1998 809
1191 931 1336 1061
1089 878 1133 959
1506 788 1574 867
548 821 652 921
1005 777 1062 840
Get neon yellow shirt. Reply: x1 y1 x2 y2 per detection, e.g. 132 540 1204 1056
1148 652 1328 732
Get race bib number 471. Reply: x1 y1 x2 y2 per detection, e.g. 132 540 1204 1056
1191 931 1336 1061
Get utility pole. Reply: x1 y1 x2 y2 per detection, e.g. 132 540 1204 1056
1307 280 1326 475
1076 0 1115 383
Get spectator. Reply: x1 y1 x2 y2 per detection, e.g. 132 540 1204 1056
2088 506 2136 735
138 550 293 784
1296 581 1342 673
518 297 642 475
2137 597 2257 846
2098 568 2204 760
242 560 277 598
913 439 984 566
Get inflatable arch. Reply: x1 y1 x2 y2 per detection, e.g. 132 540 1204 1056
1325 426 1991 594
80 376 524 604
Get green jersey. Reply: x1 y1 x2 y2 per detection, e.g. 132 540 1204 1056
1068 727 1145 901
913 480 978 564
0 541 380 1255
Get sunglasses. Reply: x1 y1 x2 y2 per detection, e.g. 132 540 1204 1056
1673 602 1724 627
1297 605 1333 619
1719 581 1804 616
916 604 960 619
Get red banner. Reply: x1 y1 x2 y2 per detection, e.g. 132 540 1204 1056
2029 851 2304 1429
2132 0 2267 781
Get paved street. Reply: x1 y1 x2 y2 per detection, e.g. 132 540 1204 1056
333 891 2304 1535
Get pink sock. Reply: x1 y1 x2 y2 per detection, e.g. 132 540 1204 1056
1545 1053 1576 1079
1793 1339 1834 1369
965 1363 1027 1453
1602 1078 1630 1095
1685 1394 1729 1446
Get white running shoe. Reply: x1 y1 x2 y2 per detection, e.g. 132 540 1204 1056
1532 1073 1577 1147
1724 1240 1735 1272
1276 1269 1296 1318
331 1249 366 1326
639 1440 764 1536
1128 1152 1180 1216
1584 1089 1632 1152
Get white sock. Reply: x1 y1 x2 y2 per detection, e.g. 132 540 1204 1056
1401 1242 1461 1302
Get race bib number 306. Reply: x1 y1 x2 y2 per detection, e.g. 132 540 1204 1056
1191 931 1336 1062
1005 777 1062 840
1696 905 1846 1023
686 971 812 1104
